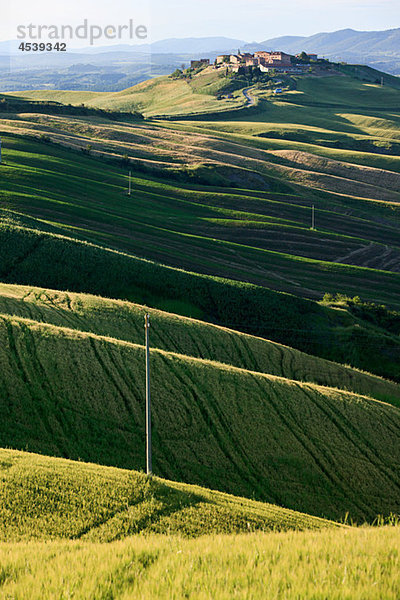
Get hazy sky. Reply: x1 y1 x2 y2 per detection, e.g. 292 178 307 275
3 0 399 45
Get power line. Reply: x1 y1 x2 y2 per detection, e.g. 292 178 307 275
311 204 315 230
144 313 152 475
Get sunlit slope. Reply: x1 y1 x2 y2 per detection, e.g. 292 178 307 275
0 528 399 600
6 69 400 163
94 71 245 116
188 112 400 162
6 69 400 116
3 89 102 105
4 68 245 117
166 74 400 170
285 76 400 109
4 114 400 199
1 134 400 310
1 282 400 406
0 448 334 542
1 312 400 521
2 220 400 380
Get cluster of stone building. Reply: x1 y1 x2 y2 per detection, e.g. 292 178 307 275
190 51 318 74
218 51 292 68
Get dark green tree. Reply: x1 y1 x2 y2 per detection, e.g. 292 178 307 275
298 51 310 63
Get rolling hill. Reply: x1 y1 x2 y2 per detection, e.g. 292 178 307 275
2 87 400 380
0 449 398 599
244 28 400 75
1 286 400 522
0 448 335 541
3 66 247 117
1 64 400 528
2 222 400 381
1 282 400 406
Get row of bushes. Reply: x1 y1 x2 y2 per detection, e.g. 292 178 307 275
322 293 400 335
0 97 143 121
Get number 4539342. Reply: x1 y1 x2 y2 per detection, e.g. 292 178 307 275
19 42 67 51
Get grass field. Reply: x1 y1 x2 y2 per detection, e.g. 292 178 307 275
0 448 334 541
1 64 400 598
0 449 398 600
1 306 400 521
5 73 400 387
2 111 400 307
1 71 400 520
2 220 400 382
0 527 399 599
4 67 246 117
0 451 397 599
1 282 399 405
0 446 398 599
284 75 400 109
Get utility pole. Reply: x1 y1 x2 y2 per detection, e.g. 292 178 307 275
381 77 384 87
144 314 152 475
311 204 315 230
128 171 132 196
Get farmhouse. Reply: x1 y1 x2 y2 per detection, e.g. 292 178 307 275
254 51 292 67
245 57 259 67
214 50 295 71
216 54 230 64
210 48 320 74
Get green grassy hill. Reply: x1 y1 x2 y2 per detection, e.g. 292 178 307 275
1 220 400 382
284 75 400 109
0 448 334 542
1 304 400 521
1 66 400 524
1 110 400 385
7 66 400 116
1 282 400 406
2 108 400 302
4 67 246 117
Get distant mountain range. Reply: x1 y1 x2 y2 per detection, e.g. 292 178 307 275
0 37 247 56
244 28 400 67
0 28 399 92
2 28 399 60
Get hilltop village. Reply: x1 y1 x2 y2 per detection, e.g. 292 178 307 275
191 51 320 74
